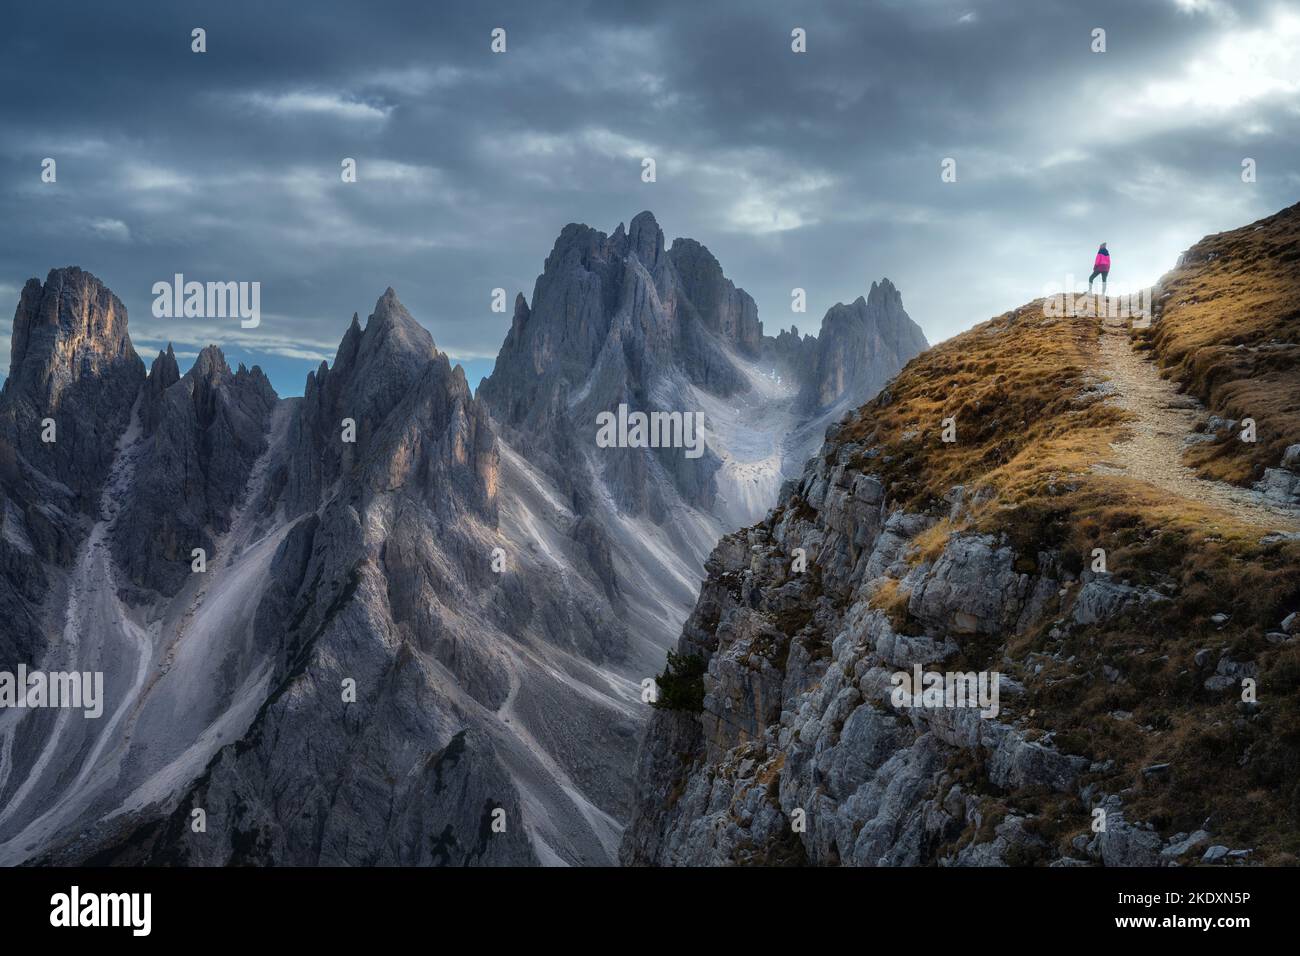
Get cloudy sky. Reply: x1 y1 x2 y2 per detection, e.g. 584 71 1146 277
2 0 1297 395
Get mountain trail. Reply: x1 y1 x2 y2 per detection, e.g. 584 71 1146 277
1087 296 1300 532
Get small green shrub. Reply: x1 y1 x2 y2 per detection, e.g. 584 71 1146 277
652 651 707 712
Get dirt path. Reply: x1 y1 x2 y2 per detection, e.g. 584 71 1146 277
1086 298 1300 533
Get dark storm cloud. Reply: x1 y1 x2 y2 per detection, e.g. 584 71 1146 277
2 0 1297 394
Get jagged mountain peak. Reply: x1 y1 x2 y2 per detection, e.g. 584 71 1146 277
315 288 439 403
0 266 145 505
180 344 274 398
280 288 479 518
484 211 760 400
0 231 929 870
482 214 928 526
865 276 904 311
542 220 611 273
797 279 928 414
363 286 437 355
666 236 762 355
360 348 498 519
509 292 530 336
627 209 664 267
539 210 666 278
831 278 902 321
189 343 230 381
823 296 871 326
147 344 181 391
4 265 141 403
372 285 404 319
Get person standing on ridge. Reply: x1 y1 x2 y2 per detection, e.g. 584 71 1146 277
1088 242 1110 294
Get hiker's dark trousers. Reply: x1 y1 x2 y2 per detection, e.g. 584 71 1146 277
1089 269 1109 285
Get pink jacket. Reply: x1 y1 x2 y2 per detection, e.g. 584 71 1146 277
1094 251 1111 271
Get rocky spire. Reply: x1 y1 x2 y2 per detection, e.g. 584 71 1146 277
799 278 928 413
667 237 763 355
114 340 277 595
0 267 145 506
149 344 182 390
281 287 495 520
627 210 665 269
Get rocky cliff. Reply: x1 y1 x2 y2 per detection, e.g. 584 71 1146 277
0 268 145 668
1 268 144 505
622 204 1300 867
113 345 277 597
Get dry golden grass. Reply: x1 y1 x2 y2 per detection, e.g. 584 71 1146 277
1146 200 1300 484
840 305 1127 512
867 577 912 632
907 518 958 564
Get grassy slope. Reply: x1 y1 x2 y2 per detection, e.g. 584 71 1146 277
1146 200 1300 484
832 204 1300 862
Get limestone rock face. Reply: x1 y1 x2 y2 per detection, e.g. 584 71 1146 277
113 345 277 596
281 290 445 517
480 211 728 519
768 324 819 384
618 430 1133 867
1 267 145 504
360 351 498 521
668 237 763 356
800 279 928 414
0 268 145 668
